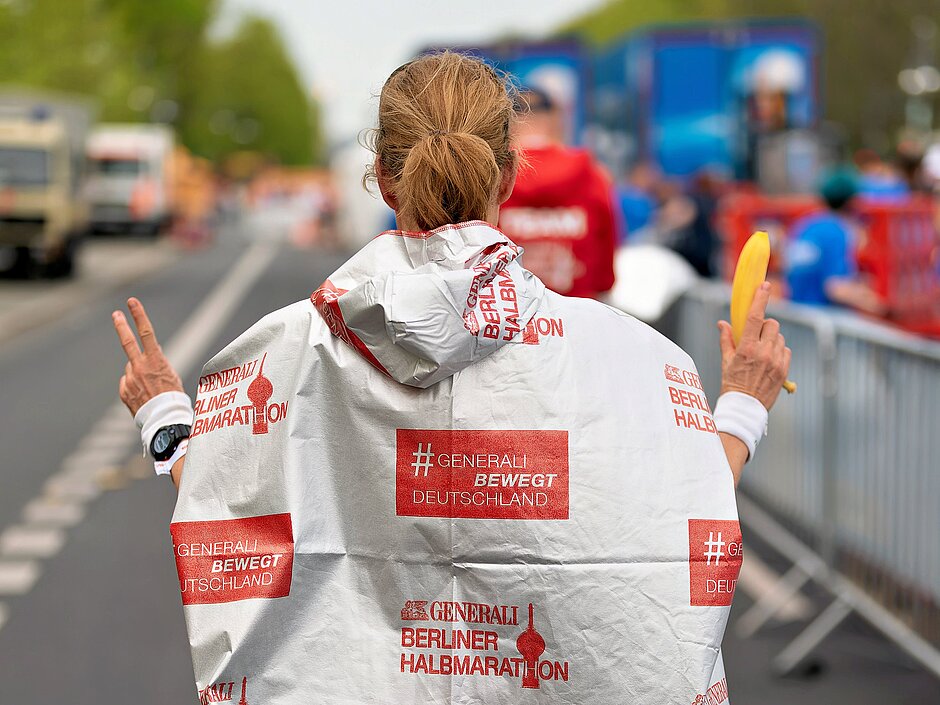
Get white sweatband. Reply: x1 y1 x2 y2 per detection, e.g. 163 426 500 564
713 391 768 462
134 391 195 456
154 439 188 477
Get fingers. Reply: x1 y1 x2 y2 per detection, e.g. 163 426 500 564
760 318 780 342
741 282 771 343
128 298 159 353
783 346 792 376
112 310 141 361
717 320 735 366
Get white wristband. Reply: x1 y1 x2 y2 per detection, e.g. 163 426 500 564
713 391 768 462
154 439 188 477
134 391 194 456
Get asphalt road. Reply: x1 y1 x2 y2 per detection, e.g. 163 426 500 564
0 215 936 704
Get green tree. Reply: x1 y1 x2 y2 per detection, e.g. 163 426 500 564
0 1 322 165
181 15 321 165
101 0 219 123
0 0 135 119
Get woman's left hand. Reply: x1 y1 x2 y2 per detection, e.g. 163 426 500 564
112 298 184 416
717 283 791 411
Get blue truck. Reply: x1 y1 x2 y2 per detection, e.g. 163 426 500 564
432 40 592 147
591 20 821 182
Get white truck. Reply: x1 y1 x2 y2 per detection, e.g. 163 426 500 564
0 92 94 277
86 124 174 235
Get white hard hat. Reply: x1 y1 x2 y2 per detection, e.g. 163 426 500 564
751 50 806 93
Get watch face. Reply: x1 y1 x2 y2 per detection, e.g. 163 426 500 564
153 430 172 455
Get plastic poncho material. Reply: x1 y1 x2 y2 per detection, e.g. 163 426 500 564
171 220 739 704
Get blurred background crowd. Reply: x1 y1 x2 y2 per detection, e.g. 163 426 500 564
1 0 939 339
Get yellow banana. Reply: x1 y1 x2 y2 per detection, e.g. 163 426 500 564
730 231 797 394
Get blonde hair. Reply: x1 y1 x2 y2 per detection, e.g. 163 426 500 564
365 52 516 231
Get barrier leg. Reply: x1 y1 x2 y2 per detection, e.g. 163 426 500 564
735 561 814 639
773 597 853 676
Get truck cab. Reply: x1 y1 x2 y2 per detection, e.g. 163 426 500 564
86 125 174 236
0 105 89 277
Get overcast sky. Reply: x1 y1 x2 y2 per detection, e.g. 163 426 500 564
221 0 605 144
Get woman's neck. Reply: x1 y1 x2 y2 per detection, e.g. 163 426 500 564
394 203 500 232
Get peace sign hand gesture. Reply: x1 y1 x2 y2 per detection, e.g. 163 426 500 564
112 298 184 417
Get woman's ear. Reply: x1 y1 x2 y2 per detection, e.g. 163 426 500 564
496 152 519 206
375 158 398 211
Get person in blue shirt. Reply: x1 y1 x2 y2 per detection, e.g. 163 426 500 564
785 171 886 314
615 161 658 241
854 148 910 201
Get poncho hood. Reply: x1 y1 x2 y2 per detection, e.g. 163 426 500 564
312 220 546 389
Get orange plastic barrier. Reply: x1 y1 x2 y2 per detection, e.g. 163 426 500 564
716 192 820 279
855 197 940 337
717 192 940 339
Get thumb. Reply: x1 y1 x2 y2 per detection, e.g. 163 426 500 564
717 320 735 366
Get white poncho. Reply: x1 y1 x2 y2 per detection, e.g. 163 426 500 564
171 221 739 704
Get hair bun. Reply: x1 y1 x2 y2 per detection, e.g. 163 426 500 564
369 51 516 230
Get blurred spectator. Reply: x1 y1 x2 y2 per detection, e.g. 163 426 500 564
616 161 659 240
895 139 927 192
645 170 725 278
853 148 909 201
921 141 940 192
499 87 617 298
743 50 804 180
785 170 886 314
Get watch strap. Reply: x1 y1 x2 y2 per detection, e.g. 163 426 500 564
154 438 188 477
135 392 194 457
150 423 192 461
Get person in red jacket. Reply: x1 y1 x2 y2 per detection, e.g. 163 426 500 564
499 87 618 298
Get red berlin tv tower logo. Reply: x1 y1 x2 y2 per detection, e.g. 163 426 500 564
247 353 273 435
516 603 546 689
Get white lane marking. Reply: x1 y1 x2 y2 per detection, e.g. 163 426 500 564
95 415 137 433
162 241 279 374
737 546 812 622
43 475 102 502
22 499 85 527
0 240 279 632
0 561 40 595
0 526 65 558
78 429 138 449
60 449 128 475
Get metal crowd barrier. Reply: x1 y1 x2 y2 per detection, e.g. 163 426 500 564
670 283 940 678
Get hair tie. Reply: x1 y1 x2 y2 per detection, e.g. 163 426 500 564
428 129 449 138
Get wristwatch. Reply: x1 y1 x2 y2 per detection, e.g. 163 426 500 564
149 424 192 461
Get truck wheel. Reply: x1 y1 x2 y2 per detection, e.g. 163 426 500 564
10 247 35 279
45 238 77 279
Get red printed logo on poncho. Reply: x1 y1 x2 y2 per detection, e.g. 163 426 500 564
689 519 743 606
522 316 565 345
199 676 250 705
396 429 569 520
399 599 570 689
691 675 730 705
171 513 294 605
192 353 290 439
461 247 524 343
665 364 716 435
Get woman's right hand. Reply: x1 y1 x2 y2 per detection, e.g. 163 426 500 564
112 298 184 417
717 282 791 411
